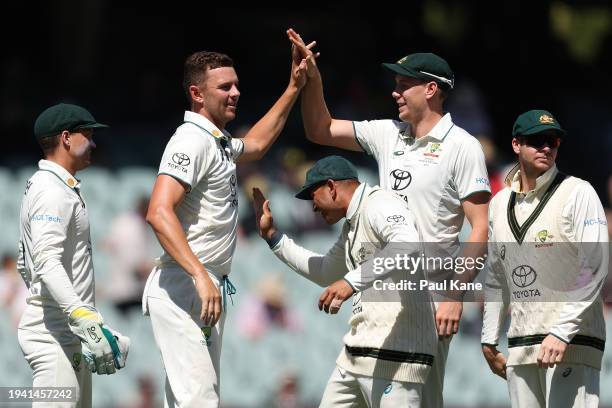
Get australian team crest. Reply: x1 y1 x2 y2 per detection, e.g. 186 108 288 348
536 229 553 243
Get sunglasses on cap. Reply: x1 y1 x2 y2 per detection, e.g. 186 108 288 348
519 133 561 149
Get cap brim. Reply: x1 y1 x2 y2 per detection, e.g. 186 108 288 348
382 63 422 79
74 122 109 131
294 185 315 200
521 124 566 137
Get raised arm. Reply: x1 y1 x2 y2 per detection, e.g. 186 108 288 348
237 46 309 162
287 28 363 152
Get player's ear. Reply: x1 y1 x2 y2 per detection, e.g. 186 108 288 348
60 130 71 147
327 179 337 200
189 84 204 104
511 137 521 155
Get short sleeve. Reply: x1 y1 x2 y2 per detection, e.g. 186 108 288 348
230 137 244 160
453 136 491 200
158 132 210 191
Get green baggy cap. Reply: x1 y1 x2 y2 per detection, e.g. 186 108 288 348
34 103 108 140
295 156 359 200
382 52 454 90
512 109 566 137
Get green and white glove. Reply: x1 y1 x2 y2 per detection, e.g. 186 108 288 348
68 305 127 375
82 328 130 373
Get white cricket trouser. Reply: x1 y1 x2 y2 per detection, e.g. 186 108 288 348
146 275 226 408
319 365 422 408
18 329 91 408
420 336 450 408
507 363 599 408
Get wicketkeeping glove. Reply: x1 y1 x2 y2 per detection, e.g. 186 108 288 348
68 305 129 375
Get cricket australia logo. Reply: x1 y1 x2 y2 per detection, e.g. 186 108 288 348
535 229 554 248
390 169 412 191
201 326 212 347
536 229 552 243
423 142 442 158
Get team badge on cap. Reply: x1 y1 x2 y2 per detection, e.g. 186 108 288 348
539 115 554 124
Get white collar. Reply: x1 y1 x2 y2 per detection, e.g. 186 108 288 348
346 183 369 222
38 159 80 189
399 112 454 142
183 111 232 140
507 163 558 194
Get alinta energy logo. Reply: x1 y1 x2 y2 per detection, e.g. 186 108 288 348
390 169 412 191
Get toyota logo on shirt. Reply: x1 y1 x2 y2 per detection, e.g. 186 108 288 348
386 215 405 223
511 265 537 288
172 153 191 166
390 169 412 191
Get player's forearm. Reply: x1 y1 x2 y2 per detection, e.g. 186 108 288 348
147 205 207 278
272 234 343 287
39 263 86 315
239 85 300 162
481 300 508 346
301 71 333 144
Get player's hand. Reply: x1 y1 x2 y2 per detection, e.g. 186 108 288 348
194 273 222 326
537 334 567 368
435 300 463 337
290 55 309 90
287 28 320 78
69 305 124 375
253 187 277 241
83 327 130 372
319 279 355 314
482 344 507 379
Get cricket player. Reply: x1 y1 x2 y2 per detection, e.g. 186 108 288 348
254 155 438 408
481 110 608 407
17 103 129 408
143 49 309 407
287 29 490 407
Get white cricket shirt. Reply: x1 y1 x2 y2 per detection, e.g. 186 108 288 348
156 111 244 277
354 113 490 245
17 160 94 335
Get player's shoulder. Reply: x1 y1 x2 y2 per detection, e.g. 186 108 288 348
366 186 408 212
561 174 600 202
445 123 481 148
355 118 408 133
26 171 71 201
490 186 512 210
170 123 213 148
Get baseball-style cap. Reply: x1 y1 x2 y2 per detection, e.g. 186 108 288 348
382 52 454 90
295 156 359 200
34 103 109 140
512 109 566 137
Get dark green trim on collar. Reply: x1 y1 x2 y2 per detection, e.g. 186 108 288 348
506 172 566 244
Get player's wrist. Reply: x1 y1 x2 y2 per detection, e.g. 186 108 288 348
265 229 282 248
